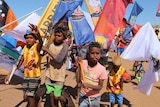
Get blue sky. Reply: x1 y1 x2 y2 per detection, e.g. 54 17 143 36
4 0 160 25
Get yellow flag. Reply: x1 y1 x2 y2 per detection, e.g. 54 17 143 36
84 0 102 26
37 0 59 37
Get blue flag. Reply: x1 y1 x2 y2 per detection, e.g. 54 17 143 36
70 7 95 46
122 24 132 40
128 2 143 26
51 0 83 25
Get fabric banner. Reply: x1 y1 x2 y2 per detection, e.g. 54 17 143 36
134 60 159 95
121 22 160 61
0 0 18 30
51 0 83 25
84 0 102 26
128 2 143 26
70 6 95 46
37 0 59 37
94 0 132 47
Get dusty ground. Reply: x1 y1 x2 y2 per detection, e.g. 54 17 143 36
0 51 160 107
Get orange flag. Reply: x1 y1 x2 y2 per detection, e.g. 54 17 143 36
94 0 132 47
5 9 18 30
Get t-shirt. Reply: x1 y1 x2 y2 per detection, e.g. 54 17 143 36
22 44 41 78
80 60 107 98
45 42 68 82
107 66 125 94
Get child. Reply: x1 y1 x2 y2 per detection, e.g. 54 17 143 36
77 42 107 107
114 29 126 56
5 23 43 107
106 56 128 107
41 26 68 107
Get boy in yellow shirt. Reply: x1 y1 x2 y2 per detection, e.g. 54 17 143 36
5 23 43 107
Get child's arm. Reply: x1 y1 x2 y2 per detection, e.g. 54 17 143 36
42 46 56 59
4 55 24 84
82 79 105 91
28 23 43 52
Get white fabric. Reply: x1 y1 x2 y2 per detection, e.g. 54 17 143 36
2 13 40 43
120 22 160 95
121 22 160 61
134 60 159 95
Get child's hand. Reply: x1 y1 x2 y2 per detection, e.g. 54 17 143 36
82 83 90 89
28 23 39 35
42 46 48 52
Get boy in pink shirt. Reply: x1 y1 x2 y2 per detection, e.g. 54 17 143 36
77 42 107 107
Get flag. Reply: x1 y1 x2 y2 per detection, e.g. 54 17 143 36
51 0 83 25
84 0 102 26
94 0 132 47
135 60 159 95
156 3 160 16
128 2 143 26
122 24 132 40
2 13 40 43
70 7 95 46
37 0 59 37
121 22 160 61
0 0 18 30
132 23 142 35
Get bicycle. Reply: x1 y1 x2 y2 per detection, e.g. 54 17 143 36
132 61 145 82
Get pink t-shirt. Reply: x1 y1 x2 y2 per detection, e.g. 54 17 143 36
80 60 107 98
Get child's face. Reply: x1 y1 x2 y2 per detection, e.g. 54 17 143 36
25 34 36 47
88 47 101 63
54 32 65 45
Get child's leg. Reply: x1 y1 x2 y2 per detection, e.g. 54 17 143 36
116 93 123 107
50 93 56 107
28 96 36 107
109 92 115 107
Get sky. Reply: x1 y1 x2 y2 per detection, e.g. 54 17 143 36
4 0 160 26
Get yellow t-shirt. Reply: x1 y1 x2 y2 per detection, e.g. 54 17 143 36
22 44 41 78
107 66 125 94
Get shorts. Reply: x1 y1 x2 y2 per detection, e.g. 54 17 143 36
45 77 63 97
23 77 41 97
109 92 123 104
79 93 100 107
117 48 125 54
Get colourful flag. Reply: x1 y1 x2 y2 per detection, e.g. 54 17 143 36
94 0 132 47
156 3 160 17
128 2 143 26
51 0 83 25
0 0 18 30
84 0 102 26
37 0 59 37
70 7 95 46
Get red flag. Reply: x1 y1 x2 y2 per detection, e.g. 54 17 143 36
156 3 160 16
132 24 142 35
0 0 18 30
94 0 132 47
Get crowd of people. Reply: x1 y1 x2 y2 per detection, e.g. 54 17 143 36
3 21 160 107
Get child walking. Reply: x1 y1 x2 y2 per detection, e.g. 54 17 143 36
76 42 107 107
106 56 128 107
5 23 43 107
41 25 69 107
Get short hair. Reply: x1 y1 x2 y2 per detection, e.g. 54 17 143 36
54 26 67 39
88 42 101 52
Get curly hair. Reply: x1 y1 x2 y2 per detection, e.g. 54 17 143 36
88 42 101 52
54 26 67 39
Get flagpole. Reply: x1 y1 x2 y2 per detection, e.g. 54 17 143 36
0 7 43 31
